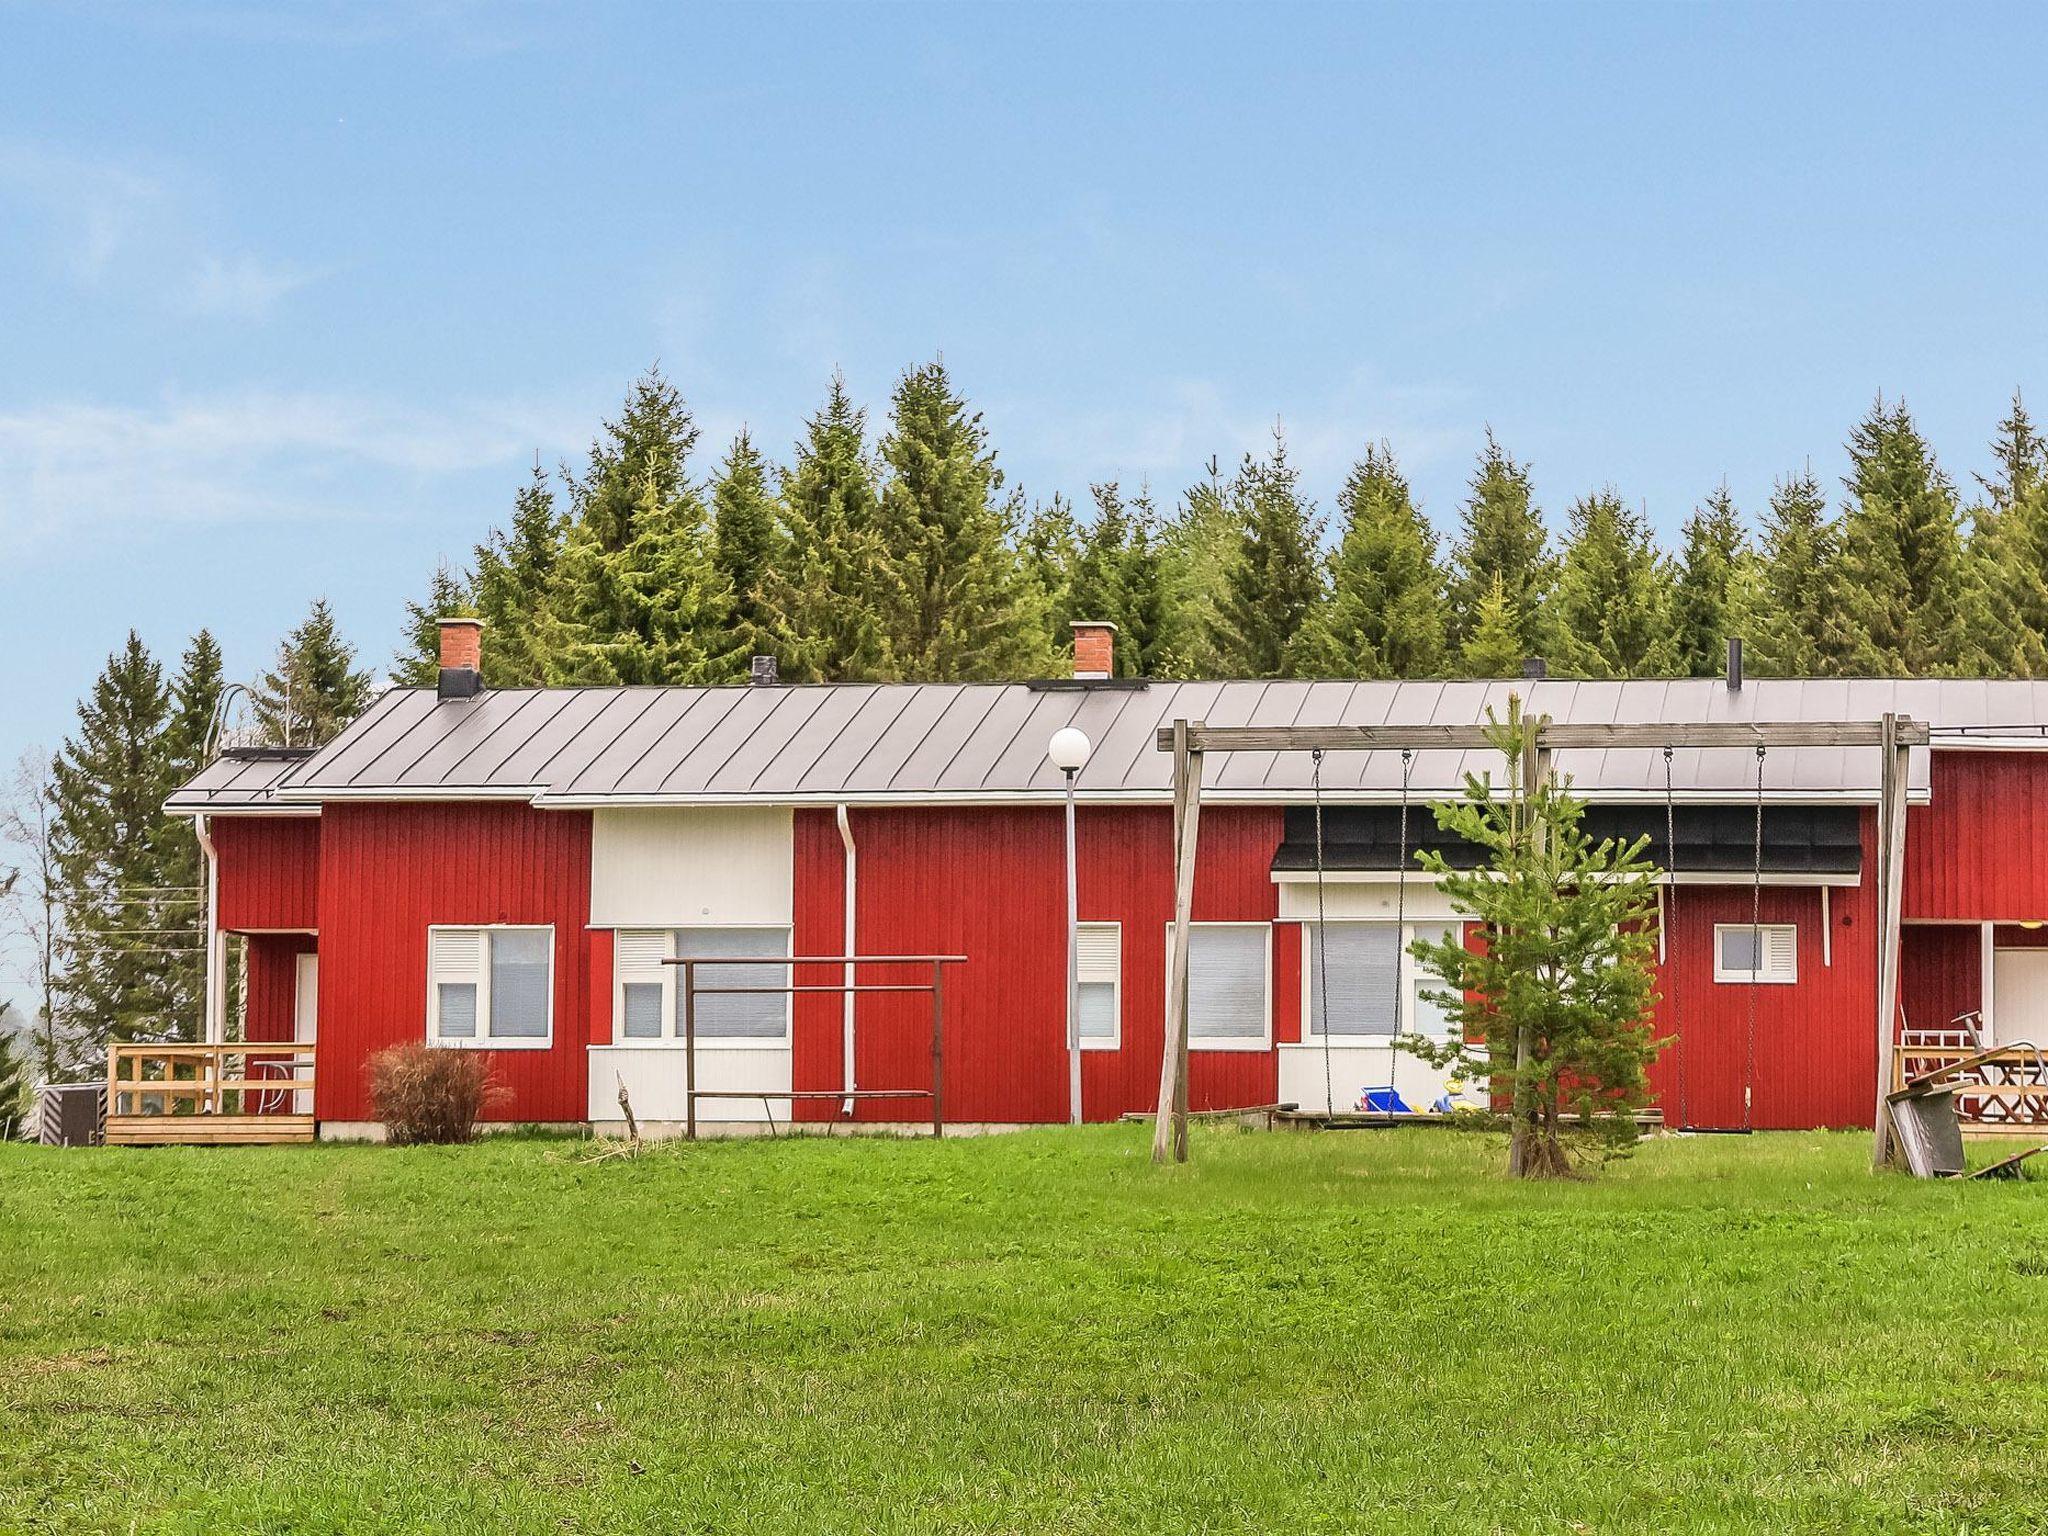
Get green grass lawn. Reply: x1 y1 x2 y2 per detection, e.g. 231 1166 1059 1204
1 1127 2044 1535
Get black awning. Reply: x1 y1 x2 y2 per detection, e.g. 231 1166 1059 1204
1273 803 1862 877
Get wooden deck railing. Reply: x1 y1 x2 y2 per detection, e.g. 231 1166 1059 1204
105 1042 316 1145
1893 1040 2048 1133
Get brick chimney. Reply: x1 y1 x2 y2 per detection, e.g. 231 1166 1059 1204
438 618 483 700
1071 620 1117 680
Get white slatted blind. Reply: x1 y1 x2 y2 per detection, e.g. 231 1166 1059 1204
429 928 484 982
1308 924 1400 1036
615 929 671 1040
676 927 790 1039
488 930 552 1039
1077 923 1120 1041
429 929 484 1042
1181 925 1267 1041
1076 924 1120 982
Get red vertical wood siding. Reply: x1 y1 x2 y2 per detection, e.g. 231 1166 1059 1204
1899 925 1981 1036
586 928 614 1047
1081 807 1284 1119
790 810 849 1122
243 933 316 1043
213 816 320 931
787 805 1284 1124
1645 813 1877 1130
314 802 592 1123
1904 752 2048 920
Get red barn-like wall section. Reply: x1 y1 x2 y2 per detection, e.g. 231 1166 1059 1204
313 802 592 1123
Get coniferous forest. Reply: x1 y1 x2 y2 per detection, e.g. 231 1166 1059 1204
10 360 2048 1069
396 365 2048 688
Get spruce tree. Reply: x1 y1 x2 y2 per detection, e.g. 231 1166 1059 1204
396 564 476 687
159 633 223 1033
1748 468 1846 676
475 460 569 686
870 358 1042 680
1962 392 2048 675
49 633 185 1056
1018 492 1080 653
761 374 894 682
1461 574 1527 677
1669 487 1750 676
1067 482 1167 677
710 429 785 664
254 600 374 747
1836 395 1968 674
1154 459 1244 678
1447 430 1552 658
0 1006 30 1136
1548 491 1674 678
569 365 700 554
1297 441 1448 678
540 469 740 685
1207 430 1327 678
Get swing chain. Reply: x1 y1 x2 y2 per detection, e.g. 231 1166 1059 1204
1664 745 1686 1133
1311 748 1334 1117
1388 749 1415 1114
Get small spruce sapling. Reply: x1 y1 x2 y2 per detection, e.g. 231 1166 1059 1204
1403 697 1666 1177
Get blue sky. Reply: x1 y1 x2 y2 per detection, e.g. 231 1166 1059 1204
4 0 2048 782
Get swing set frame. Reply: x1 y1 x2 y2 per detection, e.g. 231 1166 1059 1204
1150 710 1927 1170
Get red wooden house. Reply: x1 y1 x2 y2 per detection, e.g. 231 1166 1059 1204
153 620 2048 1141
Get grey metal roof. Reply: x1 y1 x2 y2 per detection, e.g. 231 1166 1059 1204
164 677 2048 814
168 749 319 813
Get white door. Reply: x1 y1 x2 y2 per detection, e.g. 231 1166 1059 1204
1991 949 2048 1047
293 952 319 1043
291 952 318 1115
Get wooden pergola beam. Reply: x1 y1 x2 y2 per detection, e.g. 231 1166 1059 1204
1154 720 1932 754
1151 708 1922 1170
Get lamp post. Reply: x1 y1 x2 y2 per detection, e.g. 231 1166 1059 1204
1048 726 1093 1126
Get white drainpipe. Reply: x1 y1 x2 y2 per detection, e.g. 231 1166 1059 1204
836 803 857 1116
194 813 223 1044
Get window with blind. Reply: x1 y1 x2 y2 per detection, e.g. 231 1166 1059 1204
426 926 554 1047
1715 923 1797 984
1306 921 1458 1039
1076 922 1120 1047
1167 923 1269 1048
611 927 793 1042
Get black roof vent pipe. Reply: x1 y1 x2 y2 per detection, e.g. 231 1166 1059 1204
1727 635 1744 692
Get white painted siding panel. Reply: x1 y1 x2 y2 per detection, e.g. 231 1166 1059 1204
586 1045 792 1123
591 807 794 926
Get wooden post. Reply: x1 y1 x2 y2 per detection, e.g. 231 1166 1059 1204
931 958 945 1138
1153 719 1204 1165
1507 708 1550 1177
683 958 698 1143
1872 712 1911 1169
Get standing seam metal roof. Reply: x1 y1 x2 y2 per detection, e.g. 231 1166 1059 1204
165 677 2048 813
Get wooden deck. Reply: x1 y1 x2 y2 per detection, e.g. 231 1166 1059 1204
104 1042 317 1147
1894 1039 2048 1138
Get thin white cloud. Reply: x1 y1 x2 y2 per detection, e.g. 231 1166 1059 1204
0 140 324 319
0 390 592 555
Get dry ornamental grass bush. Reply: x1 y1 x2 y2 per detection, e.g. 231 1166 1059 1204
366 1043 507 1144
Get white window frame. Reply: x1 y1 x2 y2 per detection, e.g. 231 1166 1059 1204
426 924 555 1050
1714 922 1798 985
608 925 795 1048
1301 919 1461 1042
1076 920 1121 1051
1164 920 1272 1052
